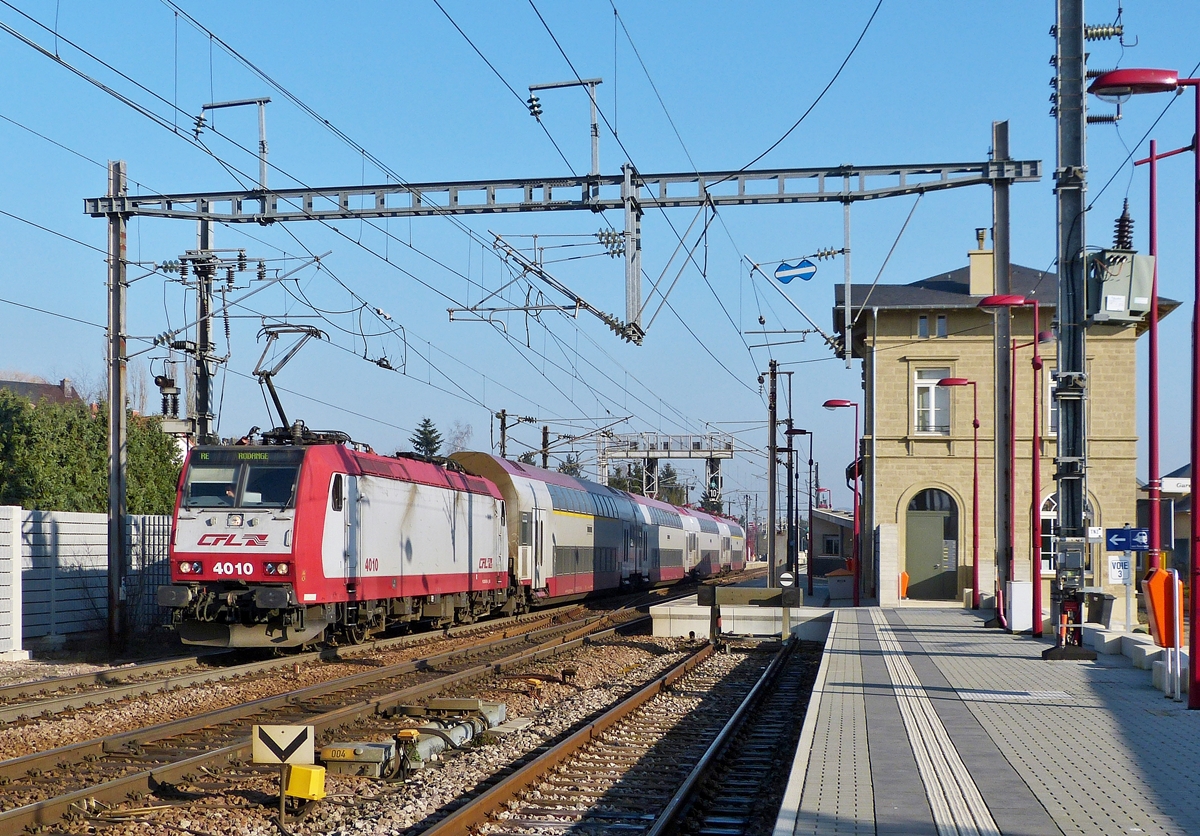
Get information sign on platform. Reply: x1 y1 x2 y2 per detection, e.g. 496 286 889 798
1107 554 1132 585
1105 527 1150 552
252 725 315 765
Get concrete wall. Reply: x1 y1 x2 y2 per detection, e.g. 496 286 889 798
12 509 171 645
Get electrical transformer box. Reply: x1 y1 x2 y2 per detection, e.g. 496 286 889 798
1087 250 1154 325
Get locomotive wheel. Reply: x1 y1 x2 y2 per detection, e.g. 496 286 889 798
344 622 367 645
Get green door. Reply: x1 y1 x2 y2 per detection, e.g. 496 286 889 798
906 510 956 599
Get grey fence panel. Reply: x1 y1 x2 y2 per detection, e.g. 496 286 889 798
127 515 173 631
20 510 173 640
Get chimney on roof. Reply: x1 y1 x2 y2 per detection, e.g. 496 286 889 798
969 227 994 296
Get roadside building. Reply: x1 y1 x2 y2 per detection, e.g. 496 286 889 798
833 234 1173 627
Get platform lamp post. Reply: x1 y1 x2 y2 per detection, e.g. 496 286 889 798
822 399 860 606
788 428 815 595
1133 138 1189 574
937 379 980 609
1088 67 1200 707
980 295 1052 634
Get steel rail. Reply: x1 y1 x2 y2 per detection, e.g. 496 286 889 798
645 638 796 836
0 609 616 781
418 640 716 836
0 612 647 832
0 606 574 723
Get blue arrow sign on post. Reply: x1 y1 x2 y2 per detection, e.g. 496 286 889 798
1105 527 1150 551
774 259 817 284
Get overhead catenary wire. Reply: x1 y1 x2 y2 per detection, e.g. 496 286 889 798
3 4 729 445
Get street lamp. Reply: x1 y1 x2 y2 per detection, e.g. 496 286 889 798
980 294 1050 635
1133 139 1189 574
822 399 860 606
937 378 980 609
787 428 815 596
1089 66 1200 708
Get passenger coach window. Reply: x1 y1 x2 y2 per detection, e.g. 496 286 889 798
520 512 532 546
332 475 344 511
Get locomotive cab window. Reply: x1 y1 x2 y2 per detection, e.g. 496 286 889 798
183 455 301 509
331 474 344 511
184 465 238 507
242 464 300 508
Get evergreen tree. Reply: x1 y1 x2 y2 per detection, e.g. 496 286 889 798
409 417 443 458
0 390 181 514
517 451 537 465
557 453 582 477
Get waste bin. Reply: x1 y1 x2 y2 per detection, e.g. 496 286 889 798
1084 592 1115 627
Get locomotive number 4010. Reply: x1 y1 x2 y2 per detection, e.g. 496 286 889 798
213 561 255 576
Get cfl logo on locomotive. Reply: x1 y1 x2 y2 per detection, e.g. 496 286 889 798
197 533 269 547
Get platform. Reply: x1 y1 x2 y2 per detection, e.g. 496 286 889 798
774 607 1200 836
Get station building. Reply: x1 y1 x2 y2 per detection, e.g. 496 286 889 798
833 234 1173 626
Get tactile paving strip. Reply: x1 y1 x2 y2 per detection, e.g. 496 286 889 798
896 608 1200 836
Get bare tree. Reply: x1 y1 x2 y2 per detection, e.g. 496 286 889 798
447 420 473 454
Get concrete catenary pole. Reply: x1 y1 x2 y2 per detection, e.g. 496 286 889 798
105 160 128 650
993 121 1014 625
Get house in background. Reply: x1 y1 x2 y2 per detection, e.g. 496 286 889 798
833 231 1174 627
0 378 82 405
809 508 854 578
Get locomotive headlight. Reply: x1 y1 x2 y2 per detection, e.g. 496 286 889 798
178 561 202 574
264 563 276 575
227 513 244 527
276 562 290 576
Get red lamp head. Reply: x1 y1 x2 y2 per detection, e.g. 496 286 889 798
978 294 1027 309
1089 68 1180 103
937 377 972 387
822 399 855 409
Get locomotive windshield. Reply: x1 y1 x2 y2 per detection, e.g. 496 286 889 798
183 448 303 509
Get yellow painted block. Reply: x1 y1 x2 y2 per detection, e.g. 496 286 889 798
286 764 326 801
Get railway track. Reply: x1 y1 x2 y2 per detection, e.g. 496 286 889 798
0 605 581 725
0 606 643 833
418 637 813 836
0 567 753 725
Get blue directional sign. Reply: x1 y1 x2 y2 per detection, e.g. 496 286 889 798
1105 527 1150 552
774 259 817 284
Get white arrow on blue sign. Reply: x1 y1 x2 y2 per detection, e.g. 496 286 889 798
1105 528 1150 552
774 259 817 284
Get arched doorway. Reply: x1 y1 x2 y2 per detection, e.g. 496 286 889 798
906 488 960 599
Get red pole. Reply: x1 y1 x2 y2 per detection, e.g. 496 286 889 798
1009 325 1018 624
852 403 861 607
1148 139 1162 572
1032 303 1044 636
971 381 980 612
807 433 815 599
1189 82 1200 709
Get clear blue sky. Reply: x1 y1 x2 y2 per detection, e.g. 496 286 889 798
1 1 1197 516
